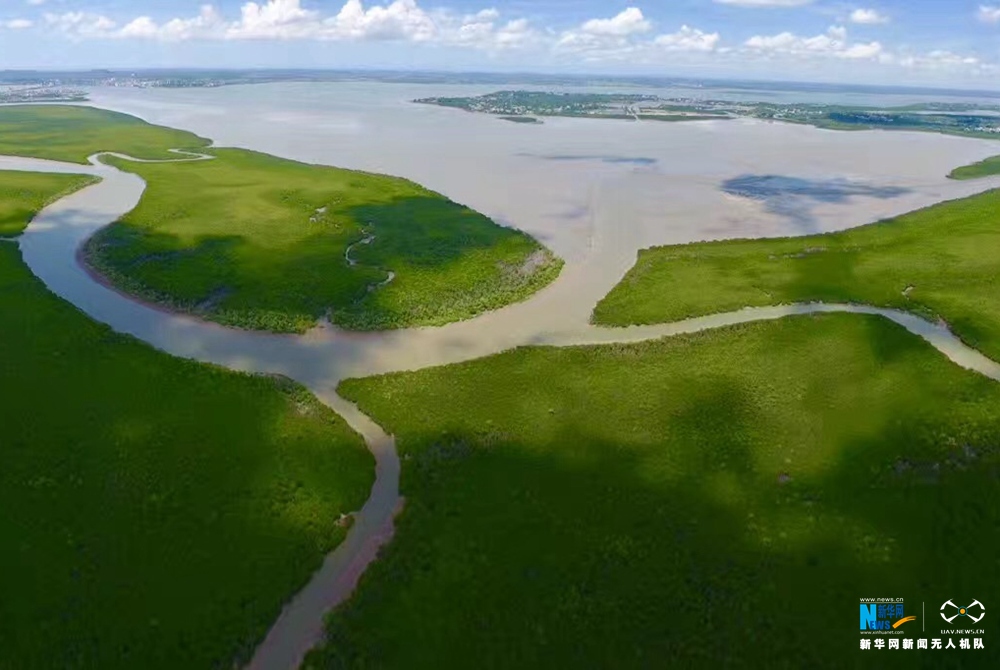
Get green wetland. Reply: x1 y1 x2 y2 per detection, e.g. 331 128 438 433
0 105 210 164
89 147 560 332
0 172 373 669
307 313 1000 668
596 188 1000 361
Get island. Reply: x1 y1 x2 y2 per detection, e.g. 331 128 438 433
415 89 1000 138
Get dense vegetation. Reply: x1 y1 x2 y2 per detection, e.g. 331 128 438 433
0 171 96 236
0 173 374 669
306 314 999 668
595 188 1000 360
0 105 209 164
949 155 1000 180
88 148 561 332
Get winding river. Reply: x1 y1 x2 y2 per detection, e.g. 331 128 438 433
4 139 1000 669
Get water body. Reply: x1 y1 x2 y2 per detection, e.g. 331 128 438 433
7 82 1000 668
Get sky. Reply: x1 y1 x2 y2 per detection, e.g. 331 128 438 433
1 1 1000 88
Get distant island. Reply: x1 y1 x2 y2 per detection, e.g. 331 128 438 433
416 89 1000 138
415 90 729 122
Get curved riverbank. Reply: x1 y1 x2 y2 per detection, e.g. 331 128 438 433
5 149 1000 669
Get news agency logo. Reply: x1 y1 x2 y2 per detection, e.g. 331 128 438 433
941 600 985 624
861 602 915 631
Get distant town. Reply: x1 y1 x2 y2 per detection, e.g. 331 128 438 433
0 86 88 104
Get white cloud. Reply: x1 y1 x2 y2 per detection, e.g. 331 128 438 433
226 0 320 39
451 14 539 51
319 0 437 42
44 12 117 38
850 8 889 24
654 26 720 52
979 5 1000 23
40 1 537 49
120 6 225 41
2 18 33 29
841 41 883 59
555 8 653 57
579 7 650 37
715 0 813 6
745 25 882 60
27 0 46 6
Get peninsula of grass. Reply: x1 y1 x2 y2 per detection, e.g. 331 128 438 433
0 105 210 164
88 148 561 332
949 155 1000 180
0 171 97 236
594 188 1000 360
0 173 373 669
306 314 1000 668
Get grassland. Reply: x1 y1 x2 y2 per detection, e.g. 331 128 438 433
949 155 1000 180
0 172 374 669
305 314 999 668
0 171 97 236
87 148 561 332
0 105 209 164
594 188 1000 360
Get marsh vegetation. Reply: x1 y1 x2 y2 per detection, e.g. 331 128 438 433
305 314 1000 668
0 106 209 164
595 188 1000 360
87 147 561 332
0 173 374 669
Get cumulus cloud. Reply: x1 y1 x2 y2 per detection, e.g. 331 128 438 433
320 0 437 41
41 1 538 50
556 9 718 63
120 6 225 41
654 25 720 52
850 9 889 24
556 8 654 57
745 25 882 60
979 5 1000 23
578 7 650 36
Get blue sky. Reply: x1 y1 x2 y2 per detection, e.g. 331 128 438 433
1 1 999 87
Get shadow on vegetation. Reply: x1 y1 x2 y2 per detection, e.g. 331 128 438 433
310 319 1000 668
346 194 532 268
722 175 911 232
0 243 373 669
312 421 998 669
85 191 558 332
